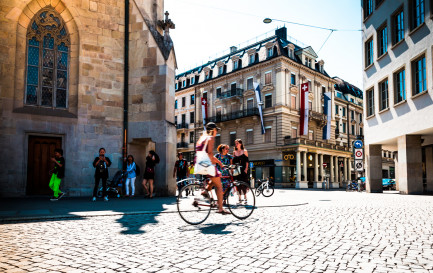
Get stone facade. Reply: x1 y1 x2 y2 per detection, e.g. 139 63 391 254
0 0 176 197
175 28 360 189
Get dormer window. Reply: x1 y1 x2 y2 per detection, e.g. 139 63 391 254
205 72 210 80
305 57 312 68
218 66 224 76
190 77 195 85
182 80 186 88
175 83 178 90
249 54 255 65
234 60 239 70
267 47 273 58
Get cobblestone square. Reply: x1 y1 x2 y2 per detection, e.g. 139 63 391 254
1 190 433 272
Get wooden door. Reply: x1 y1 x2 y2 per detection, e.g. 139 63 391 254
27 136 62 195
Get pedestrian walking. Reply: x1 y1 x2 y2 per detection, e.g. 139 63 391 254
173 152 188 193
188 161 195 179
125 155 136 197
92 148 112 201
142 150 159 198
215 144 233 193
195 122 229 214
49 148 65 201
233 139 249 203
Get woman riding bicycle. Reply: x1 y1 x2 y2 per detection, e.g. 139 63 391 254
196 122 230 215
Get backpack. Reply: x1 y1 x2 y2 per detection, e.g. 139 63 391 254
135 163 140 176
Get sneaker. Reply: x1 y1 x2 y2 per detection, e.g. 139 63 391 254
92 197 96 202
104 196 109 201
58 192 65 200
50 197 58 201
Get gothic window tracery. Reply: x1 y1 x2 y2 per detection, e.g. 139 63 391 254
25 8 70 108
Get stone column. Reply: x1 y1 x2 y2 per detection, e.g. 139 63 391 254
344 157 348 184
426 146 433 193
319 153 324 182
329 155 334 189
296 150 302 188
348 158 352 181
394 152 399 190
313 153 320 188
366 144 383 193
303 151 307 183
398 135 423 194
334 156 339 188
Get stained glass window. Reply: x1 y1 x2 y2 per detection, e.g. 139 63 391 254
25 8 70 108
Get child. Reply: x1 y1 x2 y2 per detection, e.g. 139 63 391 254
49 148 65 201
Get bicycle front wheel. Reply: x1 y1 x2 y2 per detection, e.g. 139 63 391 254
262 185 274 197
177 183 211 225
255 187 261 197
227 182 255 220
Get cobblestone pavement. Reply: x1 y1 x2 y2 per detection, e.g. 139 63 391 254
1 190 433 272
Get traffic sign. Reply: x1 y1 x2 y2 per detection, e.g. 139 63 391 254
354 140 363 149
354 149 363 160
355 160 364 171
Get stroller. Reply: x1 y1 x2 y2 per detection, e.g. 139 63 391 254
97 170 125 198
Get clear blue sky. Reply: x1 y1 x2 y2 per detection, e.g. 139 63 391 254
165 0 363 88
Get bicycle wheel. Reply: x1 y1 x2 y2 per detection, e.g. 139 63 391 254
226 181 255 220
262 184 274 197
177 183 212 225
255 186 262 197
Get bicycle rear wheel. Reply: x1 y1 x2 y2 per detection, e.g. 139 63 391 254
177 183 211 225
226 181 255 220
262 185 274 197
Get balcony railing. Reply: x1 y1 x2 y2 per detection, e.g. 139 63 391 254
283 137 350 151
176 123 189 129
206 107 259 123
216 88 244 100
177 142 189 148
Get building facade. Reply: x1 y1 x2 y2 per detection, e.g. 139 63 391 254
0 0 177 197
362 0 433 194
174 85 195 162
175 27 363 189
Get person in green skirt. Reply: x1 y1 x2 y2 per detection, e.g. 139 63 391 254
49 148 65 201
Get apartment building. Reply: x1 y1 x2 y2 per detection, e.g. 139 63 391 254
175 27 360 189
174 86 196 162
362 0 433 194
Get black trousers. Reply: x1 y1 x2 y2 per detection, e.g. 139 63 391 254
93 175 107 197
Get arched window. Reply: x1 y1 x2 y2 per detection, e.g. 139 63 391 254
25 8 70 108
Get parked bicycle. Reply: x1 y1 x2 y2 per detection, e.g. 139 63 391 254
255 177 274 197
346 180 362 192
177 165 255 225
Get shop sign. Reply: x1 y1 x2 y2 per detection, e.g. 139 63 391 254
283 152 295 161
251 160 275 167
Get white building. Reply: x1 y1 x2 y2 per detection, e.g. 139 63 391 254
362 0 433 194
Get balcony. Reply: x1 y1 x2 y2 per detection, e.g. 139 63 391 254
177 142 189 148
216 88 244 100
176 123 189 130
283 137 350 152
309 110 327 127
206 107 259 123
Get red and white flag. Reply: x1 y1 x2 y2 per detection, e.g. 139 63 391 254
201 97 208 130
300 82 309 135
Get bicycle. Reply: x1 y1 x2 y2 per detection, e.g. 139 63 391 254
255 178 274 197
177 165 255 225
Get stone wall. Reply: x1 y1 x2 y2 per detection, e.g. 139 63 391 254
0 0 175 197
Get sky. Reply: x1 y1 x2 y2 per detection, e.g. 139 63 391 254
164 0 363 89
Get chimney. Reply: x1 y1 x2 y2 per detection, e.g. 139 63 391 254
275 27 287 40
230 46 237 53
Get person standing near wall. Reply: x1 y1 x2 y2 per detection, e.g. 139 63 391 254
49 148 65 201
125 155 136 197
233 139 249 203
92 148 112 201
173 152 188 193
142 150 159 198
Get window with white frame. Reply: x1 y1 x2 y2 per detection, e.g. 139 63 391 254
175 83 178 90
291 73 296 85
379 78 389 110
291 127 298 138
233 60 239 70
216 87 222 98
308 130 314 140
218 66 224 76
182 80 186 88
291 94 296 109
267 47 273 58
412 55 426 95
246 129 253 144
410 0 425 30
230 131 236 146
190 77 195 85
265 71 272 85
249 54 255 65
247 77 254 90
247 98 254 110
265 126 272 143
265 94 272 108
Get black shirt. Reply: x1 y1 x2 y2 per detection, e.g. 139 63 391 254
54 157 65 179
93 156 112 178
175 159 188 178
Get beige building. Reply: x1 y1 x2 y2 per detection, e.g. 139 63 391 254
175 27 362 189
0 0 177 197
174 84 195 162
362 0 433 194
